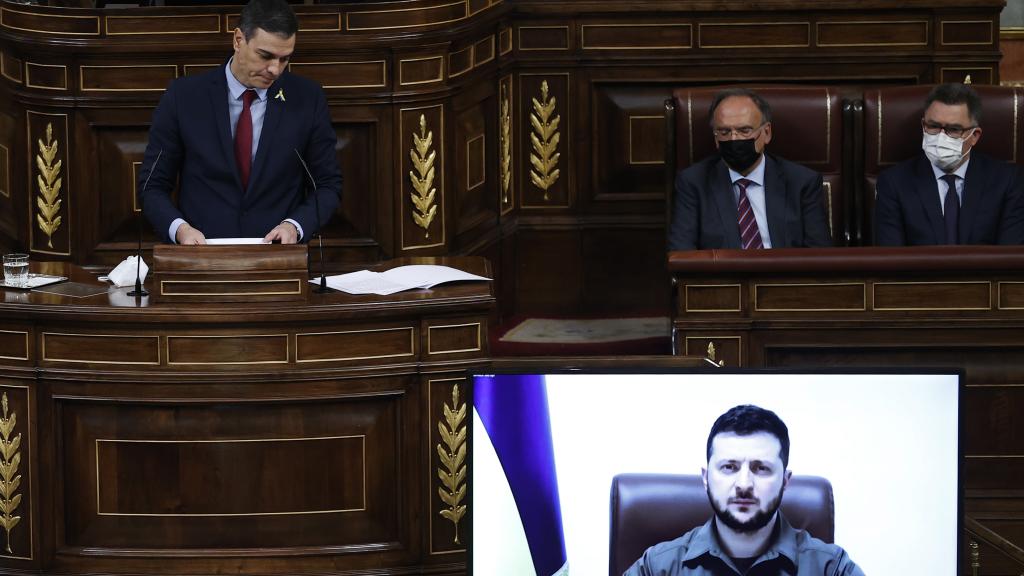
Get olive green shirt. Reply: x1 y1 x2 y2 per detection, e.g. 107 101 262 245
623 514 865 576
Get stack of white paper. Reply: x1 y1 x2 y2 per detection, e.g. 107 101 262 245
312 265 490 295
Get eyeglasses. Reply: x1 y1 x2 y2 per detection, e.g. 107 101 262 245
921 119 977 139
712 123 767 140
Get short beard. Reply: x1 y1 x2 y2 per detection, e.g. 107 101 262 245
708 486 784 534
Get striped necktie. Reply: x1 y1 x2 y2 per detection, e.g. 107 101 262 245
736 178 763 249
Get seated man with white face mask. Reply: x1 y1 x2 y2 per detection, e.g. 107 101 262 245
874 83 1024 245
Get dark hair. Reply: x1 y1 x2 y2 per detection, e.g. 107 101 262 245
706 404 790 468
925 83 982 125
708 88 773 126
239 0 298 41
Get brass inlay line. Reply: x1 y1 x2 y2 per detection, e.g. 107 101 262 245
815 20 928 47
427 323 482 355
289 60 387 89
95 436 366 516
437 383 467 543
873 281 992 311
474 35 495 67
399 55 444 86
698 22 810 49
628 115 664 166
518 25 570 51
0 144 8 199
964 454 1024 459
131 162 141 212
42 333 159 365
684 336 743 366
754 282 866 312
296 327 415 363
0 53 20 84
159 278 302 297
448 46 473 78
183 63 220 77
165 334 289 365
824 181 834 240
684 284 742 313
409 114 439 238
997 281 1024 310
0 331 28 361
296 12 341 32
529 80 561 201
580 23 692 50
0 393 21 555
0 7 100 36
499 27 513 55
499 76 513 212
941 20 994 46
79 65 177 92
400 105 445 249
346 1 468 31
34 123 62 249
105 14 220 36
25 63 67 91
466 134 485 191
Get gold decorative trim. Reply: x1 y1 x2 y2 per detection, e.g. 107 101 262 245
1002 26 1024 39
0 7 100 36
400 105 445 250
474 35 495 67
427 376 466 555
705 342 725 367
34 123 62 249
815 20 928 47
159 278 302 297
823 181 834 240
79 65 177 92
409 114 439 238
28 112 69 256
0 386 29 561
940 67 992 84
25 63 67 91
466 134 485 191
0 393 21 555
684 284 742 313
288 60 387 89
427 323 482 355
295 327 416 363
754 282 866 312
519 73 570 209
0 331 28 362
964 454 1024 459
448 46 473 78
684 336 743 366
941 20 994 46
436 383 467 544
296 12 342 32
499 76 513 213
131 162 141 212
0 54 21 84
346 1 467 31
580 23 692 50
399 55 444 86
104 14 220 36
42 333 160 365
628 115 664 165
0 144 8 199
997 281 1024 310
165 334 288 366
873 281 992 311
529 80 561 201
499 27 513 55
876 90 884 167
95 436 366 516
518 25 570 51
698 22 810 49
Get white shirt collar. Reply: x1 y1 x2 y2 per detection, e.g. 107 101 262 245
728 154 766 187
224 58 268 102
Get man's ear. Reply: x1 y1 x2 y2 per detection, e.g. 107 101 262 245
233 28 244 51
701 467 709 490
783 469 792 487
761 122 772 146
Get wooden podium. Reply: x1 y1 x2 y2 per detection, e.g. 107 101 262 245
151 244 309 303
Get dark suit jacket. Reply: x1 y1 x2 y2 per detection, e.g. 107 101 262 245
874 152 1024 246
139 64 342 242
669 154 831 250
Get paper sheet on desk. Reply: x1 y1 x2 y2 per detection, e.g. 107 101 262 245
313 265 491 295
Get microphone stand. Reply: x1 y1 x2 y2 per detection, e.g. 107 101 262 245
294 149 329 293
129 148 162 297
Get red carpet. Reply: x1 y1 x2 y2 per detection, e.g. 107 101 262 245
490 316 671 356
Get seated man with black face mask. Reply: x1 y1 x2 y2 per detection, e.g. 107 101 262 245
874 83 1024 246
669 88 831 250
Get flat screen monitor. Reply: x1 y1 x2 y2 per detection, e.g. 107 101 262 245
469 364 961 576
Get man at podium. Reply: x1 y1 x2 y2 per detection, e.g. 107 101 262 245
137 0 342 245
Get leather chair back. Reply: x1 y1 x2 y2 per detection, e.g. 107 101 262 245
608 473 834 576
862 83 1024 243
668 86 848 245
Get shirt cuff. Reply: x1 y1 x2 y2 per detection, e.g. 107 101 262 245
285 218 303 242
169 218 185 244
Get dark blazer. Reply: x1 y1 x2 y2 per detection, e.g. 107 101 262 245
874 152 1024 246
139 64 342 242
669 154 831 250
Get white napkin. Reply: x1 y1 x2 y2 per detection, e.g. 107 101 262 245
102 255 149 288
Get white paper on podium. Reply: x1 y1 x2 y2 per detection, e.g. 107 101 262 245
206 238 267 245
313 265 490 295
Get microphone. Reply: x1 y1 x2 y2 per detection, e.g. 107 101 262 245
294 148 329 294
129 148 162 298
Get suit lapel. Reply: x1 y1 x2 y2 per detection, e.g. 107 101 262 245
710 160 742 248
209 70 242 192
763 156 787 248
248 77 284 193
958 154 985 243
913 155 946 243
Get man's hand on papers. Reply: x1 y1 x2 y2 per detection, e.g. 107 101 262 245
176 223 207 245
263 221 298 244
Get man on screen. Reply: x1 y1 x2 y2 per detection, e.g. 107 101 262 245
138 0 342 245
623 405 863 576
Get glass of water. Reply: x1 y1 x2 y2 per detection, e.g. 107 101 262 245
3 253 29 288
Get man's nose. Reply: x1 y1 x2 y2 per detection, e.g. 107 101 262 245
268 60 283 76
735 465 753 489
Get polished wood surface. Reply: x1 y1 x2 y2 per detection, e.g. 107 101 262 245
669 246 1024 574
0 256 493 575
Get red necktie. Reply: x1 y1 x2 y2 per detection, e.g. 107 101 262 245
235 89 256 190
736 178 763 249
